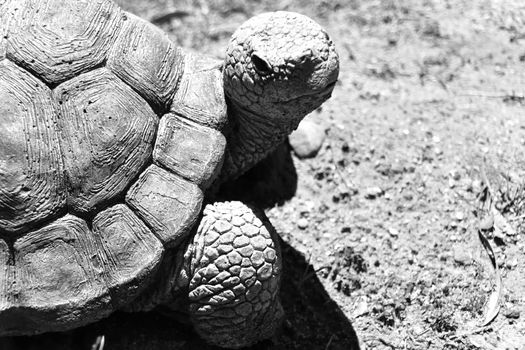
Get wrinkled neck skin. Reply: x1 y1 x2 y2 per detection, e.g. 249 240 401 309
219 98 303 182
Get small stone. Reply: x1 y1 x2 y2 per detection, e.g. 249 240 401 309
506 258 518 269
454 211 465 221
289 119 325 158
453 246 470 265
388 227 399 237
364 186 384 199
297 218 309 229
447 220 458 229
504 309 520 319
479 215 494 231
352 297 369 318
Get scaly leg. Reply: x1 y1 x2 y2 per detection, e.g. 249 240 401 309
184 201 283 348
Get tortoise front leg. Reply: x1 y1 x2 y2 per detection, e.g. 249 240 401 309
184 201 283 348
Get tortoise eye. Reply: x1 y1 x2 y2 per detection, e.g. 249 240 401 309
251 54 271 73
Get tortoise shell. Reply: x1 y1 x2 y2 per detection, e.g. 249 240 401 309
0 0 227 333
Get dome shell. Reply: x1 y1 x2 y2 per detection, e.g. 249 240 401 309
0 0 227 334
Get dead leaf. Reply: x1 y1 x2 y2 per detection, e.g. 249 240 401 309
477 229 502 327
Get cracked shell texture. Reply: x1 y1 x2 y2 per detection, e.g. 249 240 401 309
6 0 123 85
0 0 226 336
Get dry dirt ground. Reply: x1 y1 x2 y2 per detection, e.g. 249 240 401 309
2 0 525 349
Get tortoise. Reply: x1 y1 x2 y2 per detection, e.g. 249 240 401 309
0 0 339 348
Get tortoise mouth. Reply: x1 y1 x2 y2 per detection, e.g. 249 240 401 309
320 80 337 95
324 80 337 91
284 80 337 102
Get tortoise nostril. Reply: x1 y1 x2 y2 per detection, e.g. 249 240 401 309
251 54 272 73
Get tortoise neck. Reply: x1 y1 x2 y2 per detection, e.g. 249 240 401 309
219 99 302 182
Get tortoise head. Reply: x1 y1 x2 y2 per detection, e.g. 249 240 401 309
223 11 339 123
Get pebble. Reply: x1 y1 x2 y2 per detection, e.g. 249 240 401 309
297 218 309 230
454 211 465 221
504 309 520 319
388 227 399 237
289 119 326 158
479 214 494 231
351 296 369 318
365 186 384 199
506 258 518 269
453 246 471 265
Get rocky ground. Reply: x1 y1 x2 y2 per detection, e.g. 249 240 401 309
3 0 525 349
